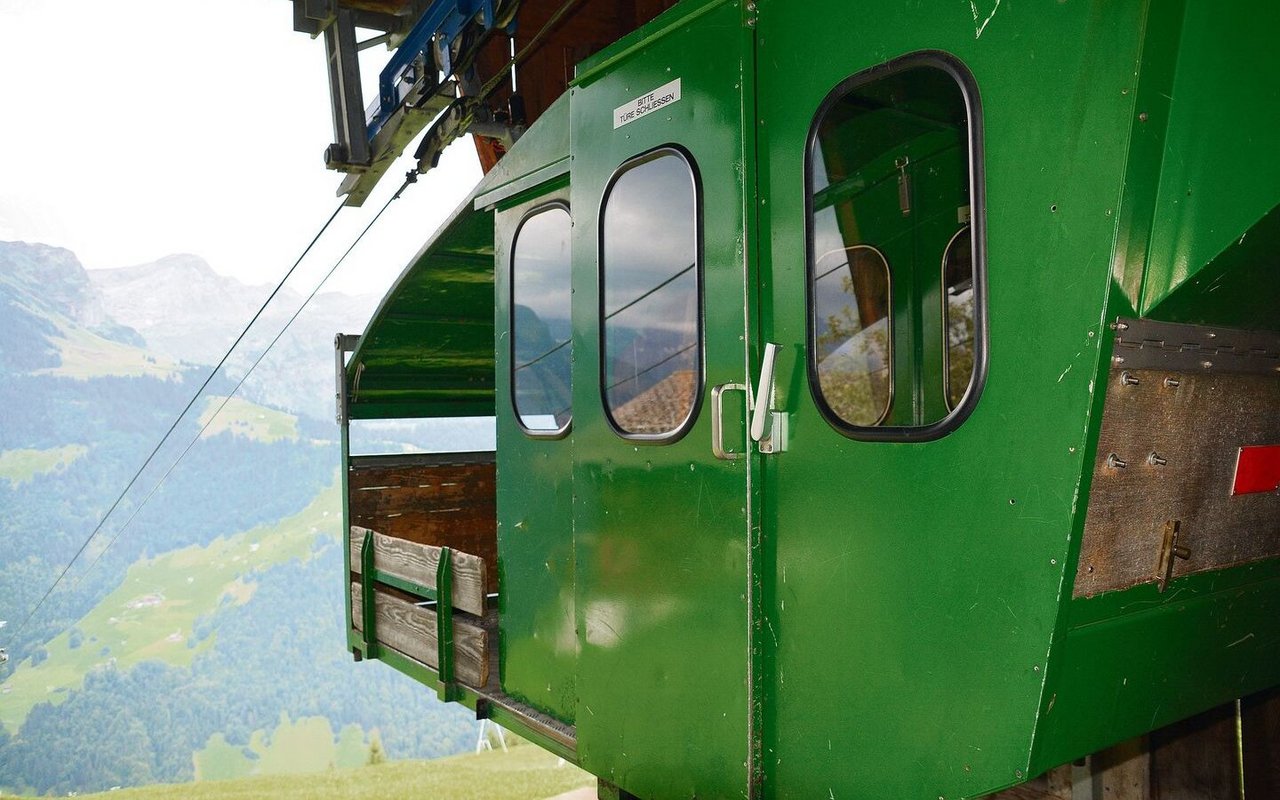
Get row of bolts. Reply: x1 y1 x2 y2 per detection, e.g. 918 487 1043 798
1106 370 1178 471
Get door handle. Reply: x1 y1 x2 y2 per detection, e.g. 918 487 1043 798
750 342 788 454
750 343 780 442
711 382 748 460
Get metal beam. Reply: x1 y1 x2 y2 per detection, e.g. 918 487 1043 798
323 7 372 168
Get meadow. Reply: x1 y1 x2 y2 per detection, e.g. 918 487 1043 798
76 745 594 800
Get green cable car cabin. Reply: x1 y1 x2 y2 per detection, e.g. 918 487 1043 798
308 0 1280 796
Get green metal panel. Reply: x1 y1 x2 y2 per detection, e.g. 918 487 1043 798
1144 200 1280 330
568 1 755 797
345 200 497 420
1034 4 1280 777
1139 4 1280 327
494 186 579 724
349 92 577 422
754 1 1148 796
1032 562 1280 772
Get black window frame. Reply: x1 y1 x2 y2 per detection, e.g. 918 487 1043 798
510 201 574 439
804 50 988 443
597 144 705 444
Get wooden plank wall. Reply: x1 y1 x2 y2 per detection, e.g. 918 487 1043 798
348 459 498 593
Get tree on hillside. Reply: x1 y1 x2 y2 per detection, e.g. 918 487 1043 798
367 729 386 766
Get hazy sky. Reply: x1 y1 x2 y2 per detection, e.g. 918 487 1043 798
0 0 482 296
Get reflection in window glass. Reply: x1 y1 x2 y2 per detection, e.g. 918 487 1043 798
601 151 700 436
943 226 974 410
512 206 572 432
813 241 891 425
809 60 978 432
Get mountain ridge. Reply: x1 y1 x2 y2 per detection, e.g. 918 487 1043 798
87 251 381 420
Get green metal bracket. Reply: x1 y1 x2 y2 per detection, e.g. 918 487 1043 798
435 546 461 702
360 529 379 659
372 571 438 601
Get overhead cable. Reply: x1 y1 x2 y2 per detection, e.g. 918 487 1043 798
5 200 347 648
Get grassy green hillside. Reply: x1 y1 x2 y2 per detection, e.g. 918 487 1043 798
0 481 338 732
35 317 181 380
199 396 299 443
78 745 593 800
193 714 371 780
0 444 88 485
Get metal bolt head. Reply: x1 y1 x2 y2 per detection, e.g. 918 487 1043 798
1163 377 1181 388
1147 452 1167 467
1106 453 1128 469
1120 371 1140 386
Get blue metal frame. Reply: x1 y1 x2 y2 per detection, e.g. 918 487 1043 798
369 0 504 140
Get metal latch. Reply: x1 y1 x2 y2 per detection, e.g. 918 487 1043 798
1155 520 1190 592
751 343 788 455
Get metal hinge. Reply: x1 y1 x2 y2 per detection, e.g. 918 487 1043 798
1111 317 1280 374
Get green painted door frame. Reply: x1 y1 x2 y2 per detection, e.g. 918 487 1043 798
752 1 1149 797
568 0 760 796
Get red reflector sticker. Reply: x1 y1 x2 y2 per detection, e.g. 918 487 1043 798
1232 445 1280 496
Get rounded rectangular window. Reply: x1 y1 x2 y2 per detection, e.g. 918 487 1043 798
814 243 892 426
601 148 701 438
808 54 985 439
512 204 573 434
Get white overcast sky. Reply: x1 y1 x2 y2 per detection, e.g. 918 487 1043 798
0 0 482 296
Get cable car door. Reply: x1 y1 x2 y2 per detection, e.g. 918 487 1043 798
751 3 1027 798
569 0 756 796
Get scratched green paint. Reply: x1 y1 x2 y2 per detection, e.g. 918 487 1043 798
754 1 1155 796
494 187 579 724
1139 3 1280 326
568 2 754 798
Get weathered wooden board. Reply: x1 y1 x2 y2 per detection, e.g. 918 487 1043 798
348 460 498 592
349 525 487 616
349 464 494 505
350 582 488 688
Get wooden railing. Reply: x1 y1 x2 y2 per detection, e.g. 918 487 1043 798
349 525 489 692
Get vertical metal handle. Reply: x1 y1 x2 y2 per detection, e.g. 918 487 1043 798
750 343 781 442
712 383 748 460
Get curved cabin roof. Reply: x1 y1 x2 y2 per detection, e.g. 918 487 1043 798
345 198 496 420
344 94 570 421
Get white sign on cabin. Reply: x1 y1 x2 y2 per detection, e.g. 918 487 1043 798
613 78 682 129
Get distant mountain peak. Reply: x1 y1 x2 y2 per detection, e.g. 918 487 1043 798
0 240 144 347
